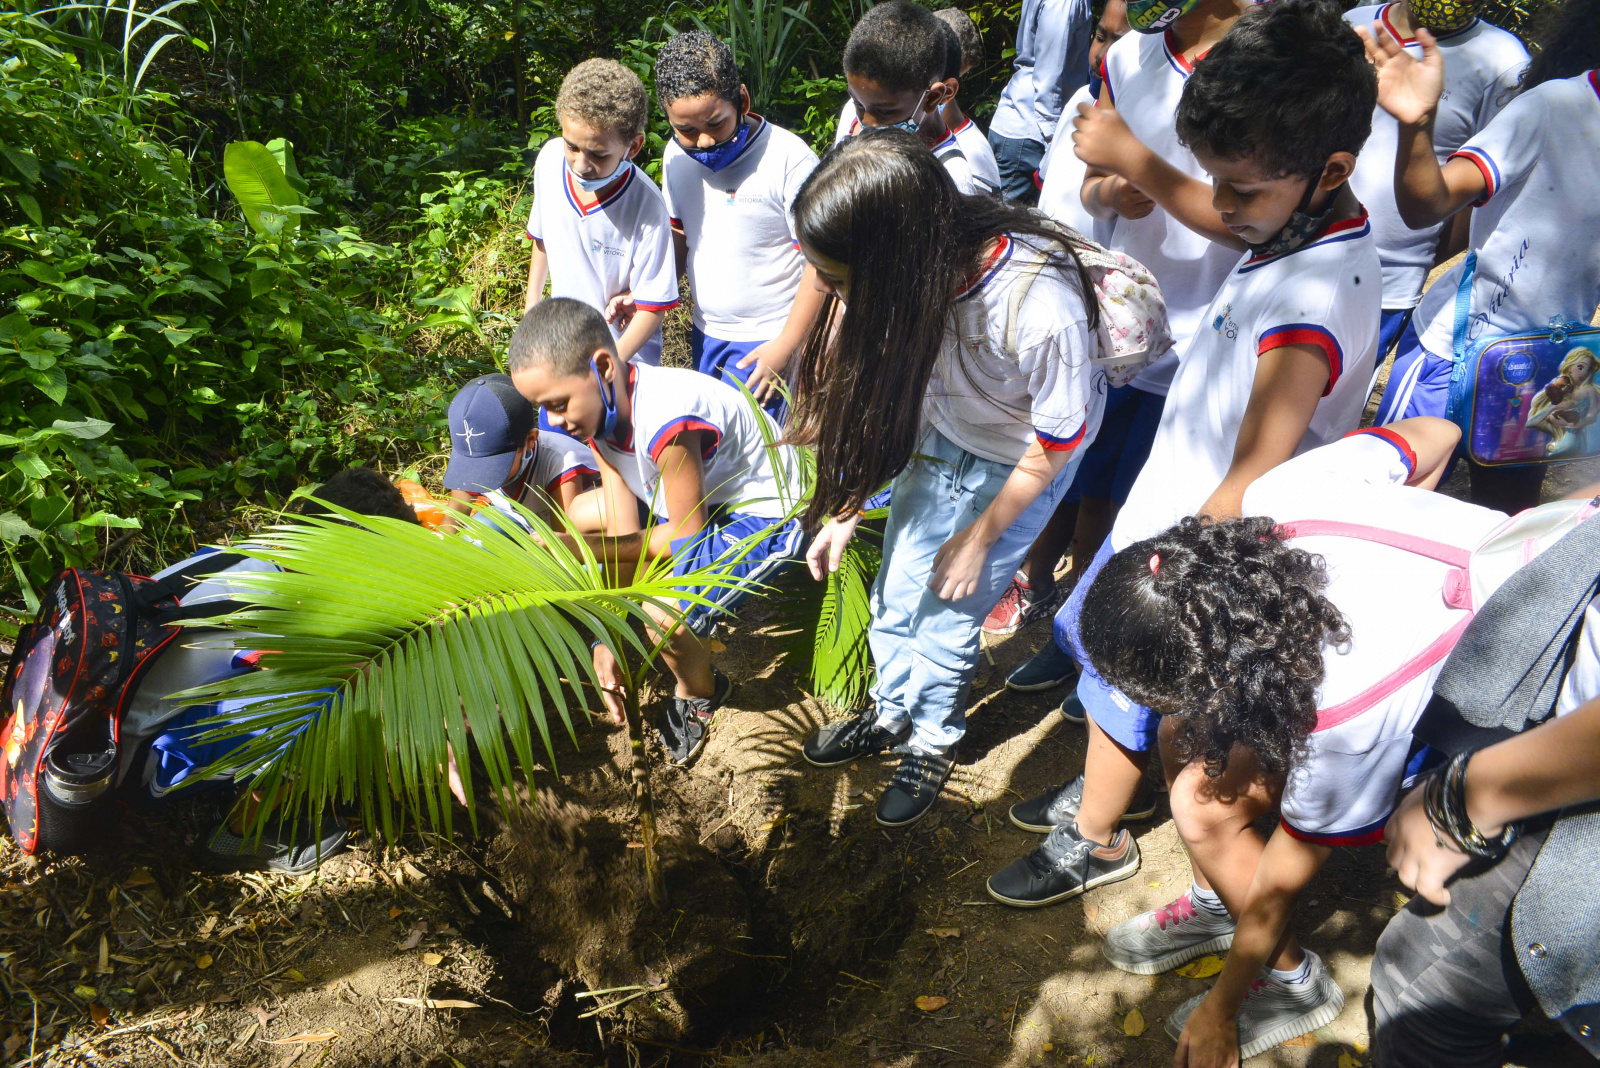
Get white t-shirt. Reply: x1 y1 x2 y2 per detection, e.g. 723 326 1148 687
951 116 1002 195
1114 212 1382 547
1100 30 1240 393
1036 84 1113 246
831 102 978 194
661 117 819 342
1241 432 1511 844
1556 600 1600 716
591 362 801 520
989 0 1094 143
924 234 1106 465
1417 71 1600 360
525 139 679 365
1344 6 1527 311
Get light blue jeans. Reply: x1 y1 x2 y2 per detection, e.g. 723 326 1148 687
869 429 1083 753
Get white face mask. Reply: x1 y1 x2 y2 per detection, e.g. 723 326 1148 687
570 161 627 192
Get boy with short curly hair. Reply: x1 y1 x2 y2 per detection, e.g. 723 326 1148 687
933 8 1002 195
525 58 678 365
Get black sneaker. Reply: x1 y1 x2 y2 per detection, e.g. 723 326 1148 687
986 820 1141 907
875 748 954 828
1004 642 1079 692
1059 688 1087 724
802 709 909 768
659 668 731 768
199 813 350 875
1008 773 1160 833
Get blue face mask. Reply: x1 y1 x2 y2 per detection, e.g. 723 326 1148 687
570 161 628 192
685 118 753 172
592 358 620 439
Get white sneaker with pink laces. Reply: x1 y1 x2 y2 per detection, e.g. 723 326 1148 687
1103 890 1237 975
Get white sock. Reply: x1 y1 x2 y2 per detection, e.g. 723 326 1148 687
1189 880 1230 917
1269 955 1314 986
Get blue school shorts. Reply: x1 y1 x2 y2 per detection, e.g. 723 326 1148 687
1377 307 1415 368
1063 385 1165 507
690 328 786 419
1373 317 1450 425
669 510 805 636
1053 538 1161 752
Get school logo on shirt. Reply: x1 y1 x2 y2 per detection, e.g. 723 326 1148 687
589 238 623 258
1212 304 1239 340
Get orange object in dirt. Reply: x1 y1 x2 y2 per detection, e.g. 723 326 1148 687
395 478 448 529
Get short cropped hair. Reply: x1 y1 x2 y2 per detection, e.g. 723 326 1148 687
937 21 962 81
655 31 741 108
1174 0 1375 179
555 58 649 141
507 298 616 377
934 8 981 74
843 1 946 93
302 467 420 525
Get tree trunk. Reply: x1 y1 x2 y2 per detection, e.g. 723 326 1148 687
621 677 666 907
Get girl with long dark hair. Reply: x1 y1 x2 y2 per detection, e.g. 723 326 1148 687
790 128 1106 828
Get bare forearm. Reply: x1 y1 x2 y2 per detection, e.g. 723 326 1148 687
525 243 548 309
1206 834 1328 1018
1122 152 1246 250
1466 697 1600 835
615 308 664 362
1393 118 1456 229
777 266 828 349
973 443 1073 543
1082 171 1118 222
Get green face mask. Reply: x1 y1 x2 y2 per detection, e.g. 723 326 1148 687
1408 0 1480 33
1125 0 1201 33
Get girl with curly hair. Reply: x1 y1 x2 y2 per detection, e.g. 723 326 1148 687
1063 418 1526 1062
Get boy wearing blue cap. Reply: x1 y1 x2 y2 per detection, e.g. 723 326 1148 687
442 373 599 533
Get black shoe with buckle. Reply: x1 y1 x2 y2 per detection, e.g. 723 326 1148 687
659 668 731 768
803 709 909 768
986 820 1141 907
1008 773 1160 834
875 747 954 827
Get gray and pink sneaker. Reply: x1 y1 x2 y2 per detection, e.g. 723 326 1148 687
1103 890 1236 975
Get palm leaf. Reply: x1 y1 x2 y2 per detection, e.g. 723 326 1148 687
173 497 754 839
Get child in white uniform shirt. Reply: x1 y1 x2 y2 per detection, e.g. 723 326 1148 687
509 299 804 770
790 130 1104 830
933 10 1002 196
654 33 824 417
994 0 1381 904
524 59 678 365
1079 419 1531 1061
1361 3 1600 513
832 1 977 195
1035 0 1129 241
1343 0 1526 365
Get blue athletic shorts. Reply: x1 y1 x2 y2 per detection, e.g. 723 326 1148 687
1377 307 1415 369
669 510 804 636
1064 385 1165 507
1373 317 1450 425
1053 538 1161 752
691 328 786 419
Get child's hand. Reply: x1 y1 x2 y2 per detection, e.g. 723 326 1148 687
929 522 995 602
604 291 637 331
591 642 628 726
1359 22 1445 125
1174 997 1242 1068
806 513 862 581
1071 101 1145 177
735 340 793 405
1385 781 1470 905
1098 175 1156 220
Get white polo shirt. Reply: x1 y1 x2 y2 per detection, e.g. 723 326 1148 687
1114 211 1382 547
924 234 1105 465
1416 71 1600 360
1241 431 1511 844
1345 5 1527 310
950 116 1002 195
1100 30 1240 394
662 117 817 343
525 139 679 365
1037 84 1112 245
591 362 801 520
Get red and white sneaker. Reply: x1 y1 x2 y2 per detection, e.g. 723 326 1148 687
982 572 1065 637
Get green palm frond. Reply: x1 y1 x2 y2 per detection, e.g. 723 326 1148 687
810 533 878 710
175 499 759 841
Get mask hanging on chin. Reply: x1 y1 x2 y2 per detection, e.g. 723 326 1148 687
686 114 754 172
1246 175 1344 259
592 358 621 440
570 161 629 193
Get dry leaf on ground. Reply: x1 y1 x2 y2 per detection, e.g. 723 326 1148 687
1281 1033 1317 1047
420 952 444 967
267 1030 338 1044
398 926 425 951
89 1003 110 1027
1176 955 1225 979
925 927 961 939
1338 1052 1366 1068
1123 1007 1146 1036
387 998 479 1009
195 953 213 970
915 996 949 1012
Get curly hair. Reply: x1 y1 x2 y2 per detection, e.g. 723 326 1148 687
655 31 741 109
1080 516 1350 778
555 58 648 141
1522 0 1600 90
1174 0 1375 179
934 8 981 76
843 0 946 92
302 468 420 525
